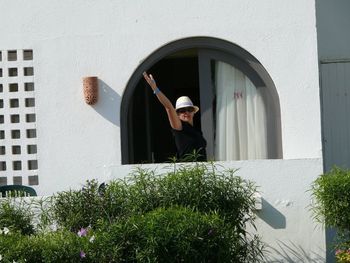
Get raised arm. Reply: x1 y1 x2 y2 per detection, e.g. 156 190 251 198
143 72 182 130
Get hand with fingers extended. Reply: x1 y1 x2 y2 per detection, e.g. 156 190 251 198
143 72 157 90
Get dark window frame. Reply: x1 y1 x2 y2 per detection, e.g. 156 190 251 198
121 37 282 164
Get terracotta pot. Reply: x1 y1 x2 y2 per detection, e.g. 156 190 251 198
83 76 98 105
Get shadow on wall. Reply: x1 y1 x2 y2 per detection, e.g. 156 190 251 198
92 79 121 126
266 240 325 263
257 198 286 229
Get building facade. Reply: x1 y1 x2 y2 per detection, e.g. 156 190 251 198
3 0 348 261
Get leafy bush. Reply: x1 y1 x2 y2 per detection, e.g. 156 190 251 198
0 206 258 263
0 162 264 262
311 166 350 232
157 164 256 223
97 206 238 262
0 199 35 235
311 166 350 262
0 230 87 263
51 180 105 231
116 163 257 224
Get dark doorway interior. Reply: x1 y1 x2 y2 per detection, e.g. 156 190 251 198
129 54 200 163
122 37 282 165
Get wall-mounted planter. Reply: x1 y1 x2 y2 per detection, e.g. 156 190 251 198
83 76 98 105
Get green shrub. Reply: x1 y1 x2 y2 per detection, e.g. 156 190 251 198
311 166 350 232
94 206 259 263
51 180 106 231
311 166 350 260
1 207 251 262
0 199 35 235
125 163 257 221
51 163 258 231
158 163 257 224
0 229 89 263
11 162 263 262
50 179 133 231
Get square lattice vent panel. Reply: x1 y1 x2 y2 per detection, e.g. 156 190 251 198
0 49 39 186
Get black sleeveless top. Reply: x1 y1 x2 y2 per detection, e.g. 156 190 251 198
172 121 207 161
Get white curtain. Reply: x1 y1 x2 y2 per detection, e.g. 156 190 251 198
214 61 268 160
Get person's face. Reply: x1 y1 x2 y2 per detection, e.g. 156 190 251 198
177 107 195 123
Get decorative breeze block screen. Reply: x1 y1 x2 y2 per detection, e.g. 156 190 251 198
0 49 39 186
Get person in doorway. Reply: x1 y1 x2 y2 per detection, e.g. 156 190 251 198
143 72 207 161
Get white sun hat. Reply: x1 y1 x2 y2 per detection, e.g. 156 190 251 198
175 96 199 113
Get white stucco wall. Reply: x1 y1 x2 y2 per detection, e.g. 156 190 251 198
0 1 322 192
0 1 325 260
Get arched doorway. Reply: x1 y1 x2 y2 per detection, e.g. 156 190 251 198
121 37 282 164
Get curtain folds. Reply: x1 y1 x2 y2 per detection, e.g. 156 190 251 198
214 61 267 161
